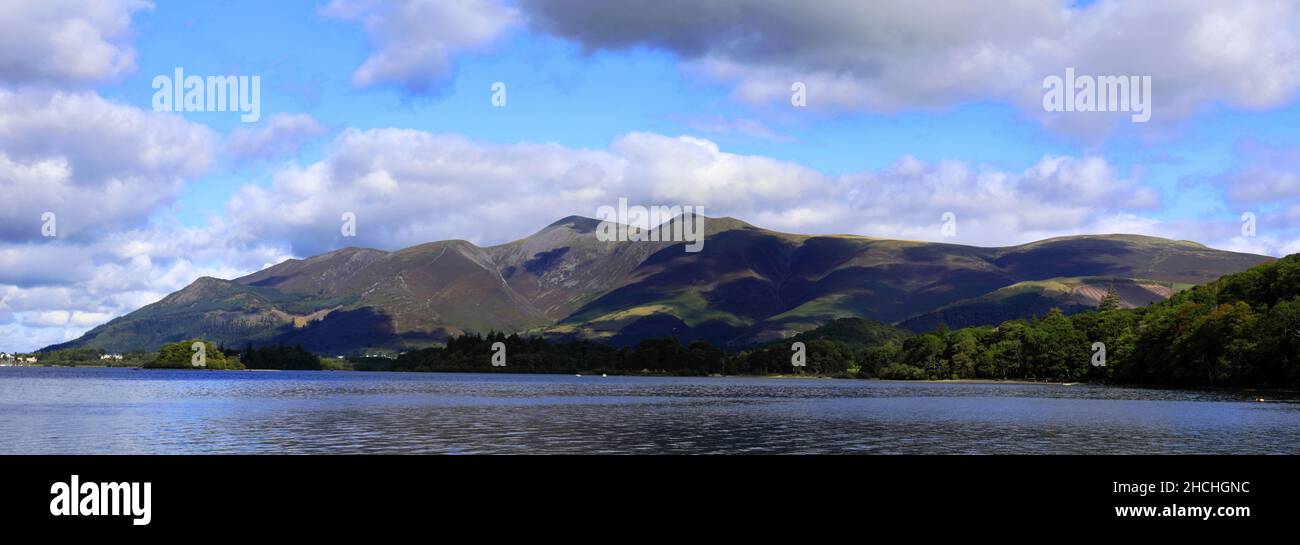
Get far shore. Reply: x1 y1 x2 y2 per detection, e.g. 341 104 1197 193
8 364 1298 397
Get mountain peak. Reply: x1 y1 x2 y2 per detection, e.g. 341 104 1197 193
545 215 602 233
161 276 238 305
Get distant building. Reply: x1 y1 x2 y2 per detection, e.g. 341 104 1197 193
100 354 124 361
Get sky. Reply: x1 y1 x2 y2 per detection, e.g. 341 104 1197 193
2 0 1300 352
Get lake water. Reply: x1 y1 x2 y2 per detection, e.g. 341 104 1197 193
1 366 1297 454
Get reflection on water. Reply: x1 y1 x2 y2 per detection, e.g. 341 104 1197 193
1 367 1297 454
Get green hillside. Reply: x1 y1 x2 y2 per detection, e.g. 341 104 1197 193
803 253 1300 388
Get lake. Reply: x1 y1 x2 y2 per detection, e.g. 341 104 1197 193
1 366 1297 454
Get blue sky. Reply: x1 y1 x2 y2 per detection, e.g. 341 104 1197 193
95 0 1299 226
2 0 1299 351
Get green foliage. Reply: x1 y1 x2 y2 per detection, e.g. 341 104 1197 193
858 254 1300 388
144 339 244 370
238 343 324 370
1098 285 1121 311
726 318 909 377
878 363 927 380
389 319 906 378
29 348 153 367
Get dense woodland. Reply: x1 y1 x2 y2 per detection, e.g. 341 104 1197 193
230 343 329 370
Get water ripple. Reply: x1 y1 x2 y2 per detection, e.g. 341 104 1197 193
1 367 1297 454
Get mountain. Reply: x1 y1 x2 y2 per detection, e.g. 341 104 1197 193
896 276 1177 332
45 216 1271 354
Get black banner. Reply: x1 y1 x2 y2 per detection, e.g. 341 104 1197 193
0 455 1287 535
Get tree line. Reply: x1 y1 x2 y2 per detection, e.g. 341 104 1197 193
390 333 729 375
140 340 331 370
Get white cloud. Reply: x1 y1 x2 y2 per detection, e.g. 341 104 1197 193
226 129 833 255
795 154 1164 246
0 84 266 352
522 0 1300 133
321 0 520 94
0 221 294 351
224 128 1167 255
0 89 214 242
1219 143 1300 206
21 310 70 328
0 0 151 86
0 243 97 287
226 113 328 161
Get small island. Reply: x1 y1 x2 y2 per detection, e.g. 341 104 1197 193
142 340 244 370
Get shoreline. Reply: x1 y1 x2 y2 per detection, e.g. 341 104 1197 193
9 364 1298 397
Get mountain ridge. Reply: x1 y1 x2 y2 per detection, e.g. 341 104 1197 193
45 215 1272 354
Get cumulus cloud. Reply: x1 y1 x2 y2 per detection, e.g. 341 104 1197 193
226 129 832 255
0 89 214 242
0 83 227 351
321 0 520 94
1187 141 1300 254
1219 143 1300 206
522 0 1300 132
226 113 328 161
223 128 1164 256
776 153 1163 245
229 128 619 255
0 222 294 351
0 0 151 86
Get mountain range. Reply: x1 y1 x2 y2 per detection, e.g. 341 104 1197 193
45 215 1272 354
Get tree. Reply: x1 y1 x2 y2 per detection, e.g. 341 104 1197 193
1098 284 1121 311
902 333 946 378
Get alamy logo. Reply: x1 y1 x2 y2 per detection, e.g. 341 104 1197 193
595 198 705 252
1092 342 1107 367
152 68 261 122
491 342 506 367
191 342 206 368
1043 68 1151 123
41 212 56 237
50 475 151 526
